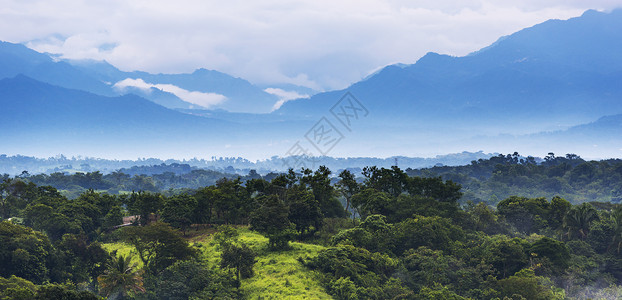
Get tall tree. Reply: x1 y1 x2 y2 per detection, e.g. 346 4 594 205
286 185 323 240
161 194 197 235
193 186 218 225
126 192 164 226
610 206 622 252
97 255 145 299
121 222 197 275
220 243 256 282
301 166 344 217
337 169 360 217
564 203 598 240
249 195 295 250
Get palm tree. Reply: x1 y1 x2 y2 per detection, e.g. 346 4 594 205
98 255 145 299
563 203 598 240
610 207 622 253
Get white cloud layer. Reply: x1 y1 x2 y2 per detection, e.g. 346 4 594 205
2 1 622 90
264 88 310 111
113 78 227 108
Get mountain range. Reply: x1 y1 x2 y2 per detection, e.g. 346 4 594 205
0 41 292 113
1 9 622 162
276 9 622 132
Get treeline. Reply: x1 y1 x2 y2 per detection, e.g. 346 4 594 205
14 168 265 198
2 164 622 298
0 152 494 176
12 152 622 206
407 152 622 204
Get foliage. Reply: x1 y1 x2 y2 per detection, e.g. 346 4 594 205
250 195 296 250
564 202 598 240
220 243 256 281
303 245 410 299
56 234 110 283
414 284 470 300
0 275 36 300
161 193 196 234
97 254 145 299
407 153 622 204
120 222 197 275
5 163 622 299
529 237 570 273
497 269 564 300
34 283 102 300
152 259 239 300
0 221 53 283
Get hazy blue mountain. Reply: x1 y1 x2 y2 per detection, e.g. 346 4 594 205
276 9 622 136
2 9 622 160
0 75 318 159
0 42 291 113
0 41 114 96
68 60 281 113
120 86 195 109
0 75 252 158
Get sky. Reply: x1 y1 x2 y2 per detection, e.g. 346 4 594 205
1 1 622 92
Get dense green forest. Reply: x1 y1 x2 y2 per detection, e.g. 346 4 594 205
7 152 622 205
407 153 622 204
2 156 622 299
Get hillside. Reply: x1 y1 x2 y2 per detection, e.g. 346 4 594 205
277 9 622 134
0 41 114 96
70 60 281 113
5 163 622 299
102 228 332 299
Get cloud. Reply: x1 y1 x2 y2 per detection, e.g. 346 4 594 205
2 1 622 90
113 78 227 108
264 88 310 111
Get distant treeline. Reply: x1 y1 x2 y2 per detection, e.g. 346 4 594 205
407 152 622 204
10 169 268 199
4 152 622 204
0 152 495 175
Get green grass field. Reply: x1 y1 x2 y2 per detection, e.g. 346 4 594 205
101 242 143 267
102 227 332 299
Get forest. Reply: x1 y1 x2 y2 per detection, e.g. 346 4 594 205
2 155 622 299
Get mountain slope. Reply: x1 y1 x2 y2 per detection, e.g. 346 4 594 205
2 9 622 159
68 60 280 113
0 75 247 158
0 42 282 113
0 42 114 96
276 9 622 135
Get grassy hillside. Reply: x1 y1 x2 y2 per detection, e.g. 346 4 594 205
102 227 332 299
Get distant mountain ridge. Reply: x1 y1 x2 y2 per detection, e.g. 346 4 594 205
68 60 281 113
0 41 289 113
1 9 622 159
0 41 114 96
0 75 248 158
276 9 622 134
